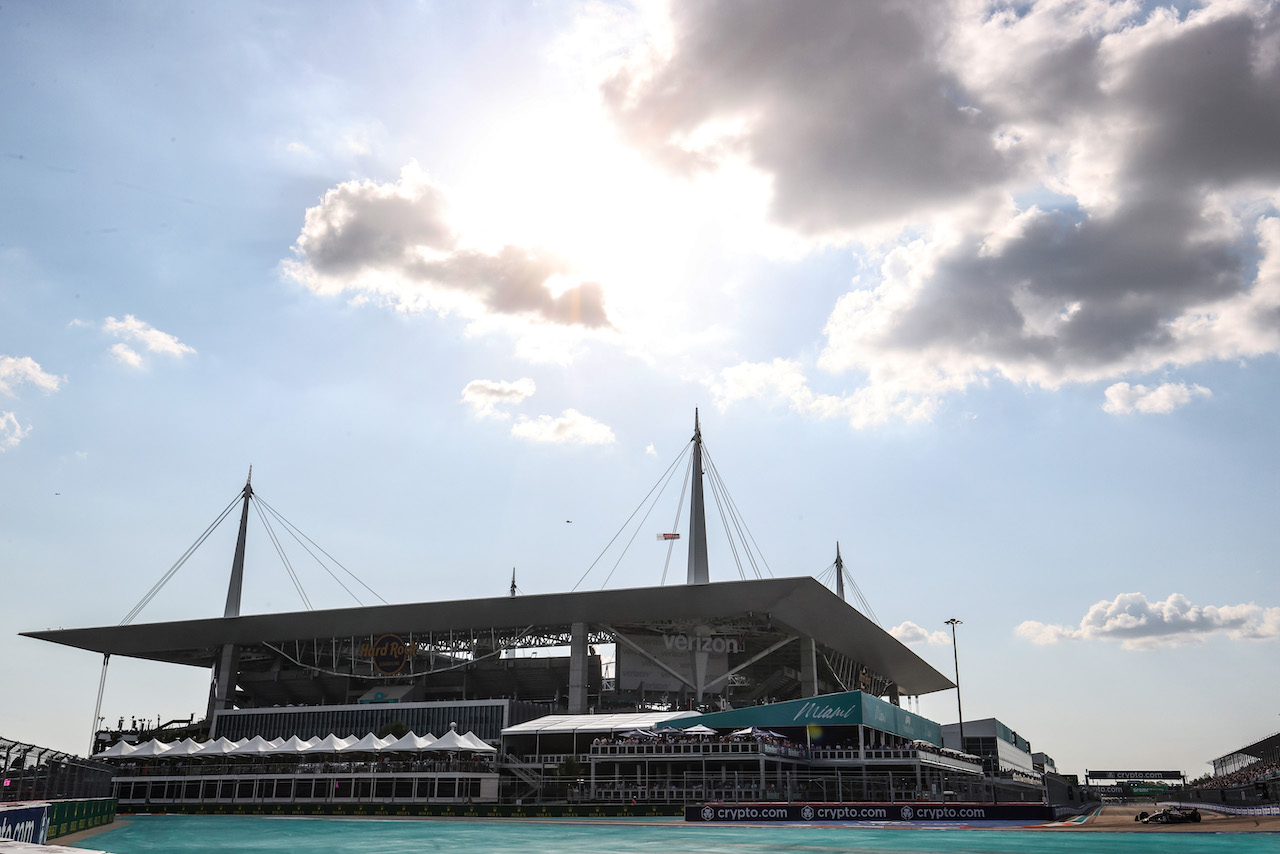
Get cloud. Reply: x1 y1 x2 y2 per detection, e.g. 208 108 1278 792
708 357 938 429
0 411 31 451
1102 382 1211 415
102 315 196 366
0 355 62 396
285 161 611 329
613 1 1280 423
461 378 537 419
604 1 1017 233
1016 592 1280 650
109 343 143 368
889 621 950 646
510 409 616 445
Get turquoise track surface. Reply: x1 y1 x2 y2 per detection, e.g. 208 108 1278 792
74 814 1280 854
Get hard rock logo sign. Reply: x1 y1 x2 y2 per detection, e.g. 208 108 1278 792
358 634 409 675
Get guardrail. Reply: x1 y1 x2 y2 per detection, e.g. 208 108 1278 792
1159 800 1280 817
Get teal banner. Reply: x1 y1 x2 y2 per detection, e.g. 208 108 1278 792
674 691 942 745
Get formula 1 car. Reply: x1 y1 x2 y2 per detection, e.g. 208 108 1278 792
1135 807 1202 824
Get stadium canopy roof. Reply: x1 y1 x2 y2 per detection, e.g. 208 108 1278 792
1215 730 1280 765
22 576 956 695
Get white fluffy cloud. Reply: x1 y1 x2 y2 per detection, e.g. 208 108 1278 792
511 409 616 445
102 316 196 366
285 162 610 330
0 355 61 396
889 621 950 646
460 378 537 419
613 1 1280 425
1102 382 1211 415
0 411 31 451
1017 592 1280 650
0 355 61 452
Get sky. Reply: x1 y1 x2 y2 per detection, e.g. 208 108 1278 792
2 0 1278 780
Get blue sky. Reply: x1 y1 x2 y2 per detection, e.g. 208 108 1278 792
3 0 1279 777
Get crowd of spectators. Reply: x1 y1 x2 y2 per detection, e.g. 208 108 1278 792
1189 758 1280 790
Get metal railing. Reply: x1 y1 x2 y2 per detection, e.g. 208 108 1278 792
1 735 115 802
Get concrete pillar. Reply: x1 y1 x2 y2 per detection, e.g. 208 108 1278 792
800 637 819 697
568 622 588 714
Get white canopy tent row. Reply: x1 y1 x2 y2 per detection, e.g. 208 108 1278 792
90 729 502 760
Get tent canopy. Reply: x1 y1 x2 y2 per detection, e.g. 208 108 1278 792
92 740 137 759
381 732 437 752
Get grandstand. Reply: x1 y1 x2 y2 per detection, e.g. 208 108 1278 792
1181 729 1280 809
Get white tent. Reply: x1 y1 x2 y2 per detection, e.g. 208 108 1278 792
458 731 497 753
300 733 355 754
340 733 391 753
683 724 718 736
425 725 493 753
92 740 138 759
164 738 208 756
382 732 437 752
269 735 318 754
127 739 174 758
229 735 276 756
193 737 241 757
376 732 437 752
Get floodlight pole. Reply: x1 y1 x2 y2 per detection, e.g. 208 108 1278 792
945 618 965 747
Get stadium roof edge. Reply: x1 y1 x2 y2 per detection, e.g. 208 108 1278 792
21 576 955 695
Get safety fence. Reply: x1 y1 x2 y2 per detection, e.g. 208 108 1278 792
1 736 115 802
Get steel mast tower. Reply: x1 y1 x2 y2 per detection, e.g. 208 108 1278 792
687 410 710 584
208 469 253 736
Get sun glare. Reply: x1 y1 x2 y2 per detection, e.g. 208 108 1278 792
452 94 780 343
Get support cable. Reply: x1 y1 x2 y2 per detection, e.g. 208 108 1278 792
659 452 695 586
257 497 385 605
705 464 748 579
119 491 241 625
601 453 688 589
702 443 773 579
253 498 312 610
571 442 690 591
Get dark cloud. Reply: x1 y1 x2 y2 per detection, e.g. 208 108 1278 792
288 166 611 328
889 193 1249 373
604 0 1017 232
678 2 1280 417
413 247 610 328
298 179 455 276
1117 10 1280 188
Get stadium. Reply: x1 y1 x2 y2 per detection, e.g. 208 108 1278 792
20 418 1074 815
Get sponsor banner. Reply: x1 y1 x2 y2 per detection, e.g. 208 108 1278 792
1088 770 1184 780
0 803 50 844
686 802 1053 823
